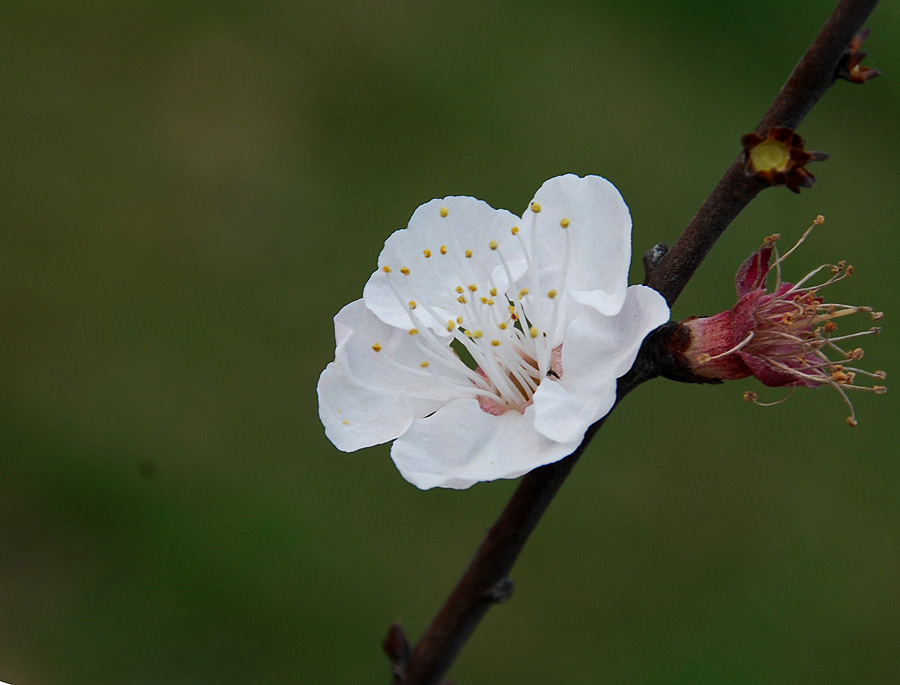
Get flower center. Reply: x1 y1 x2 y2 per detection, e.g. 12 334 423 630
476 345 564 415
374 206 573 415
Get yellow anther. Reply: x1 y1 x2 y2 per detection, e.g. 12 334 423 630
423 249 432 258
531 202 542 213
468 284 477 292
458 296 467 304
490 288 497 296
480 297 489 304
464 329 472 338
465 249 473 258
447 320 455 331
499 322 507 330
342 419 349 425
372 343 382 352
440 206 449 217
473 330 483 339
420 361 429 368
529 326 538 338
489 240 498 250
814 214 825 225
491 339 500 347
548 289 557 299
440 245 447 255
457 316 463 324
511 226 519 235
518 288 529 298
560 217 570 228
456 285 464 293
409 300 416 309
400 267 410 275
408 328 418 335
382 265 392 273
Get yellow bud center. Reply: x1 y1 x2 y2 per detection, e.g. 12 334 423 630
750 139 790 172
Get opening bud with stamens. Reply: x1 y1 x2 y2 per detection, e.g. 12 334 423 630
661 216 885 427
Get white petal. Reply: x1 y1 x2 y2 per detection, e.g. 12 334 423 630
363 197 526 331
318 299 463 453
560 284 670 393
527 174 632 315
317 361 416 452
332 299 466 403
390 398 580 489
532 375 616 444
530 286 667 443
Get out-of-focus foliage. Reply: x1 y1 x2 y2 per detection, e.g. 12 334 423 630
1 1 897 683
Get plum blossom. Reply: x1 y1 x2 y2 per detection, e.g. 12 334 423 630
317 174 669 488
678 216 886 426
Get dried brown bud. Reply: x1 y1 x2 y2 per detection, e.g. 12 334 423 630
384 622 411 679
837 28 882 84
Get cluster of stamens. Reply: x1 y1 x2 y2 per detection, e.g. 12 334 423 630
371 203 571 414
706 220 885 426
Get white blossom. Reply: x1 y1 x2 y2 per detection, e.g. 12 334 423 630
317 174 669 489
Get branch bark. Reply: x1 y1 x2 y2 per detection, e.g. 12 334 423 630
392 1 881 682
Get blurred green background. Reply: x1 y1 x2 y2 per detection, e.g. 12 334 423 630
2 1 898 683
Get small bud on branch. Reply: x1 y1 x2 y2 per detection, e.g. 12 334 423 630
837 28 882 83
742 127 829 193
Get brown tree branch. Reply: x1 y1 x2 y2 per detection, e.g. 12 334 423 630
643 0 881 305
391 1 881 682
